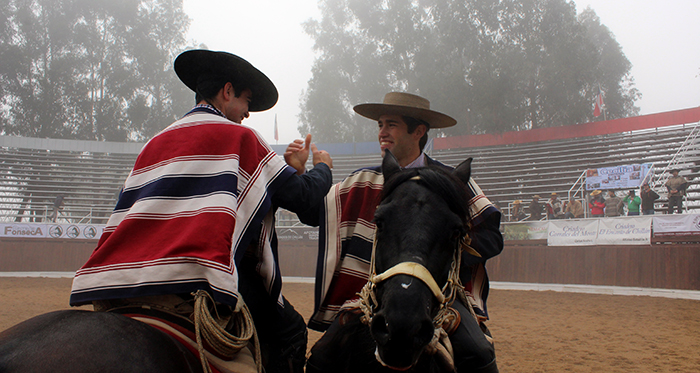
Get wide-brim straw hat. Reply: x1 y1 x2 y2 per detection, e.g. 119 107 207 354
513 200 522 204
590 190 602 196
353 92 457 128
532 195 540 199
174 49 278 112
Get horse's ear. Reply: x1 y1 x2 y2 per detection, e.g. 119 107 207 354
382 149 401 180
452 157 473 184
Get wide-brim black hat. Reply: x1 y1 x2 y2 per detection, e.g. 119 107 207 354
174 49 278 112
353 92 456 128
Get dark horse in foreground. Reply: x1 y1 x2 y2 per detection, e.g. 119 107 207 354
308 151 481 373
0 309 204 372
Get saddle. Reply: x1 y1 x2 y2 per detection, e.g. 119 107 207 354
102 294 259 373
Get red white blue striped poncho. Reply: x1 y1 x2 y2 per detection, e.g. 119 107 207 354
308 157 499 331
70 107 296 309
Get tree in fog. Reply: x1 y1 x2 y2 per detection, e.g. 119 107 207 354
0 0 193 141
299 0 640 142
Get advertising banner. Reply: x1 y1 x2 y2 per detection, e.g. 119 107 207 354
585 163 652 191
547 219 599 246
596 217 652 245
652 214 700 236
276 226 319 241
503 221 548 240
0 223 104 240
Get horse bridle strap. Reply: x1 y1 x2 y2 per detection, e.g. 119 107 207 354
372 262 446 304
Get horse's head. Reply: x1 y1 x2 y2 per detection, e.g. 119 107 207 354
367 150 472 370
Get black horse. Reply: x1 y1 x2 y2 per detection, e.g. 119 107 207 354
0 309 204 373
308 151 477 373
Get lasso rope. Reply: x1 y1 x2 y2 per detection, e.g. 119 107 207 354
192 290 262 373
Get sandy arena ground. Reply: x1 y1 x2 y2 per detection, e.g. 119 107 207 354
1 277 699 372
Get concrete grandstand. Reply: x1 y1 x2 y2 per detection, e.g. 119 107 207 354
1 106 699 224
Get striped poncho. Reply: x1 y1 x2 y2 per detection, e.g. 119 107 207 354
70 107 295 310
309 157 499 331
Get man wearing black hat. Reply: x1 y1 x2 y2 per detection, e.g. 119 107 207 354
301 92 502 372
70 50 333 373
665 169 688 214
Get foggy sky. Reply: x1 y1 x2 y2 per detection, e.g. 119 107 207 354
184 0 700 145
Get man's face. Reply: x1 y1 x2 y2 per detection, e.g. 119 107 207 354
224 86 252 123
377 114 424 166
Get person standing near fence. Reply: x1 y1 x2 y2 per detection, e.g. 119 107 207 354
622 190 642 216
665 169 688 214
640 183 660 215
529 195 544 221
49 194 65 222
604 190 623 217
564 197 584 219
589 190 605 217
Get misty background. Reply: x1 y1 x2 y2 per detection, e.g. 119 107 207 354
0 0 698 144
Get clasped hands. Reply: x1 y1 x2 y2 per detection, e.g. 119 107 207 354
284 134 333 175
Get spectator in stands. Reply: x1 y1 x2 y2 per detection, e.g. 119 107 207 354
70 50 333 373
640 183 660 215
564 196 584 219
529 195 544 221
511 200 527 221
604 190 623 217
546 192 565 219
49 193 65 222
622 190 642 216
665 169 688 214
589 190 605 217
299 92 501 373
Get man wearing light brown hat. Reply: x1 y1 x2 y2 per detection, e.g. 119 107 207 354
301 92 502 372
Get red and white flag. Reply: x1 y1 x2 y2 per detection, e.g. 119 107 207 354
273 114 278 142
593 89 605 117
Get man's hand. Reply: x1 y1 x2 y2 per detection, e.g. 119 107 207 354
284 134 311 175
312 144 332 169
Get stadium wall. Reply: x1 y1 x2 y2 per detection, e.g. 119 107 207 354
0 238 318 277
2 237 698 292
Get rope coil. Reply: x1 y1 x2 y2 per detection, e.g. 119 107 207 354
192 290 262 373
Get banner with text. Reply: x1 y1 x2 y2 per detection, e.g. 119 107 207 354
652 214 700 236
503 221 548 240
585 163 652 191
0 223 104 240
596 217 652 245
547 219 599 246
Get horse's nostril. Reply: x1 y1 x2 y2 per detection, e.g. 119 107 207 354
415 319 435 347
370 313 390 346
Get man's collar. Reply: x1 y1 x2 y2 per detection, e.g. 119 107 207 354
184 103 226 118
403 153 426 169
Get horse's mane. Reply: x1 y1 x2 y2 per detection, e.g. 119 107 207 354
381 166 470 226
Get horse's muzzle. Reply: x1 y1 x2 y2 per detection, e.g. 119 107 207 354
370 310 435 370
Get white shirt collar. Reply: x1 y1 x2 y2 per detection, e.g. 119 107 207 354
403 153 426 169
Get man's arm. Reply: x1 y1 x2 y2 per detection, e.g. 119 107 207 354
463 212 503 267
272 163 332 215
